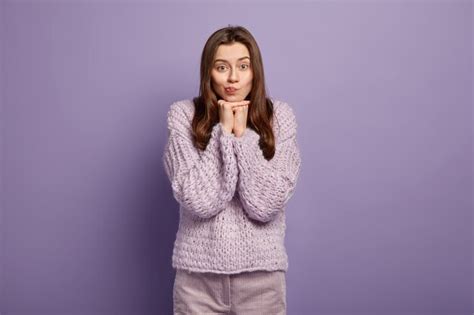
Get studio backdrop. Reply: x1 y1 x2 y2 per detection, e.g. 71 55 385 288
0 1 472 314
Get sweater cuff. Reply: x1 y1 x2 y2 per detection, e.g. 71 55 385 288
232 127 262 173
216 123 238 199
233 127 260 145
217 122 236 157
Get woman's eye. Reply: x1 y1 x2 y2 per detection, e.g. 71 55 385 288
216 64 249 71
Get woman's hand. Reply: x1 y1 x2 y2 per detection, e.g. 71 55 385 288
217 99 237 134
217 99 250 135
232 102 249 137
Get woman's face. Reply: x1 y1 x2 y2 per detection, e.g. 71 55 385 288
211 42 253 102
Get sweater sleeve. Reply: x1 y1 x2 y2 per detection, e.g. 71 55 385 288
162 101 238 219
233 102 302 223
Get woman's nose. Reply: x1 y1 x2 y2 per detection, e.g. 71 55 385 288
228 68 239 82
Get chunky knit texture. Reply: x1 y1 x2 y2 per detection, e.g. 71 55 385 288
163 98 301 274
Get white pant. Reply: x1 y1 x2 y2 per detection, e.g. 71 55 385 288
173 268 287 314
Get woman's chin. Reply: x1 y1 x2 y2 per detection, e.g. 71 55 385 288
224 95 244 102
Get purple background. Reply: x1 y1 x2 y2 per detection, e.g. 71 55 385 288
0 1 472 314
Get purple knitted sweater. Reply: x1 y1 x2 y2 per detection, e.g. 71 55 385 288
162 98 301 274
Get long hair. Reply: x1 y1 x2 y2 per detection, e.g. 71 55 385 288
191 25 276 160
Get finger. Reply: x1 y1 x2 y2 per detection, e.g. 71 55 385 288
231 103 249 109
232 104 248 111
231 104 246 109
231 101 250 106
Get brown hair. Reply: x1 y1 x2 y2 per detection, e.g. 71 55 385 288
191 25 276 160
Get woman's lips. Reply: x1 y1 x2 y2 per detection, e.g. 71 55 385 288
225 87 237 94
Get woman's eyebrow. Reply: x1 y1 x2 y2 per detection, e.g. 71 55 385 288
214 56 250 63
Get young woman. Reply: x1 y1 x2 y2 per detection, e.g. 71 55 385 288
163 25 301 314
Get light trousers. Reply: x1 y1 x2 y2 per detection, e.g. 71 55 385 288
173 268 287 314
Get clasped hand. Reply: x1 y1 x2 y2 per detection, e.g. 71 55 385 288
218 99 250 138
